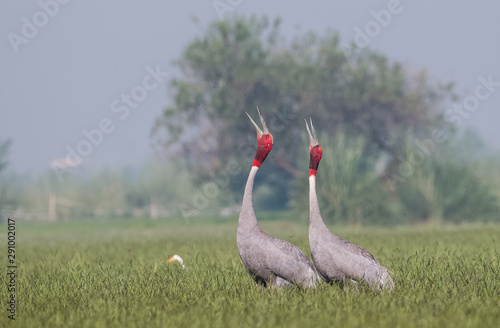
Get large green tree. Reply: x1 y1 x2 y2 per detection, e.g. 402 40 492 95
153 16 452 210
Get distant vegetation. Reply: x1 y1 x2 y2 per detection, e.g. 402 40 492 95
291 130 500 225
1 16 500 224
0 138 11 173
150 15 498 224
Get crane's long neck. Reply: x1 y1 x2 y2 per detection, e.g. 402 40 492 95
238 166 260 231
309 173 328 231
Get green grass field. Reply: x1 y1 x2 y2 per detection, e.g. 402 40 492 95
1 218 499 328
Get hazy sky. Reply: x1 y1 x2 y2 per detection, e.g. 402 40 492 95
1 1 499 174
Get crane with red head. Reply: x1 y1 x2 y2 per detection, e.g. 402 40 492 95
305 118 394 289
237 108 320 289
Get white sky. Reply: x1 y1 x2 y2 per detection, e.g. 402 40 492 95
1 1 499 174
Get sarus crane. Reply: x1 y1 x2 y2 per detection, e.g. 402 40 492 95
237 108 320 289
305 118 394 289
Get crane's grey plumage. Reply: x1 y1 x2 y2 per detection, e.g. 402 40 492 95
237 109 320 289
306 118 394 289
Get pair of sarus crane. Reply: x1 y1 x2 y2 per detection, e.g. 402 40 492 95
237 108 394 290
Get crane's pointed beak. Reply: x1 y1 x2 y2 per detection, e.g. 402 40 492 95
167 257 175 263
256 106 270 135
246 106 270 137
305 117 319 147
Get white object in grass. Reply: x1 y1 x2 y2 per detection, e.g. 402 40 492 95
167 254 186 269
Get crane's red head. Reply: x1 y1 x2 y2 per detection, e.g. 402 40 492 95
305 118 322 176
247 107 273 167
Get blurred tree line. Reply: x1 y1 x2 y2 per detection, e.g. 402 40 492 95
1 16 499 224
0 161 205 222
152 16 499 224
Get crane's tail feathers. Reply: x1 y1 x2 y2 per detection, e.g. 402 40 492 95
269 267 320 289
270 275 292 289
300 267 321 289
377 269 395 290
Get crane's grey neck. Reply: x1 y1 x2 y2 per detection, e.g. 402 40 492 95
238 166 260 231
309 175 328 230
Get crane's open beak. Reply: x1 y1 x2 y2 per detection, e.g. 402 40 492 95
305 118 319 147
246 106 270 137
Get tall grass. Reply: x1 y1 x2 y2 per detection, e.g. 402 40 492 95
1 219 498 328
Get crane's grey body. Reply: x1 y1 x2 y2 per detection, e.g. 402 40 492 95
309 176 394 288
237 166 320 288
